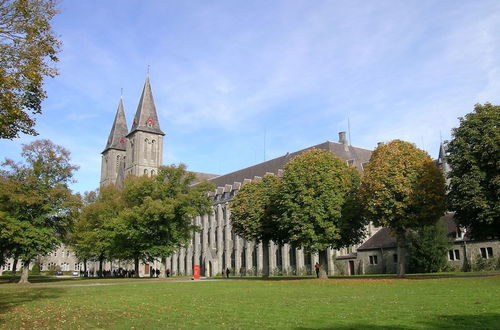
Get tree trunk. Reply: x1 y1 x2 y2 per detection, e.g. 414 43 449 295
12 256 18 277
134 256 140 278
83 259 87 275
318 249 329 279
98 257 104 278
262 240 270 278
397 238 406 277
159 257 166 278
18 260 30 284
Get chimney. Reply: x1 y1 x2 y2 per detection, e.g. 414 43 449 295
338 131 348 145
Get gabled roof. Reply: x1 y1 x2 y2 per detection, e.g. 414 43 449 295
102 98 128 153
209 141 372 187
128 76 165 136
357 213 466 251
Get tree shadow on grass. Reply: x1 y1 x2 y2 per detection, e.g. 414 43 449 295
0 287 66 325
294 313 500 330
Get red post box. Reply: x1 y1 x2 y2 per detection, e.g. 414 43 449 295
193 264 200 280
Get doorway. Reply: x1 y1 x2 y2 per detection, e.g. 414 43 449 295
349 261 355 275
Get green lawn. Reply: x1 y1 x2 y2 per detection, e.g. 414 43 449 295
0 276 499 329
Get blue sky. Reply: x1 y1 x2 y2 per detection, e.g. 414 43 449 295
1 0 499 194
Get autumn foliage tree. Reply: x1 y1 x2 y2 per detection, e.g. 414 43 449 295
0 0 62 139
359 140 446 276
446 103 500 239
0 140 79 283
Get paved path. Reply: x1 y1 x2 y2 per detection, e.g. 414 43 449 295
4 272 499 288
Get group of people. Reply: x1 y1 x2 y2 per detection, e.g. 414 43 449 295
149 268 161 277
78 268 136 278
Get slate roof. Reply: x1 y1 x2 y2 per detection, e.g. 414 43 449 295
209 140 372 187
128 76 165 136
357 213 462 251
191 171 219 183
102 98 128 153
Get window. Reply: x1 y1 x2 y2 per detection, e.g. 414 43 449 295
448 249 460 260
151 140 156 160
346 159 355 166
116 155 120 171
151 170 155 176
144 139 149 159
480 247 493 259
393 254 398 263
369 255 378 265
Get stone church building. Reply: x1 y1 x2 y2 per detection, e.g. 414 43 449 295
3 77 495 277
99 77 377 277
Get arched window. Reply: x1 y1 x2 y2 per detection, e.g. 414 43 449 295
116 155 120 171
151 169 155 176
144 139 149 159
151 140 156 161
144 169 148 176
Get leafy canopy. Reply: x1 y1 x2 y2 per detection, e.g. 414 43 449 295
278 149 364 251
446 103 500 239
230 175 282 243
359 140 446 236
0 139 79 265
0 0 61 139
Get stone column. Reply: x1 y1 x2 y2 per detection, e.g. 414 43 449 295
282 244 291 275
179 249 186 276
194 216 201 269
327 248 334 275
234 236 242 273
257 242 263 275
268 242 276 274
224 204 232 270
296 248 305 275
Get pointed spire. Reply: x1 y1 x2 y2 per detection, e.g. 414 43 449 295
103 98 129 153
128 76 165 136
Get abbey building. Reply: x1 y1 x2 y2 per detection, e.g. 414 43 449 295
100 76 164 187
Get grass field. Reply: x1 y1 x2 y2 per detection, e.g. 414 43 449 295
0 276 499 329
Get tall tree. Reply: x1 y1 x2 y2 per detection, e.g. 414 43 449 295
0 139 79 283
446 103 499 239
230 175 282 278
69 186 123 277
113 165 214 277
278 149 365 279
358 140 446 277
0 0 62 139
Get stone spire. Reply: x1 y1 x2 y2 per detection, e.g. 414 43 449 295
128 76 165 136
103 98 128 153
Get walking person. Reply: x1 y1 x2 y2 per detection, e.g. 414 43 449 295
226 268 230 278
315 263 320 278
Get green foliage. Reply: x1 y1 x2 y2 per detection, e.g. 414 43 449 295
446 103 500 239
0 139 79 283
113 165 215 265
0 0 62 139
30 261 40 274
471 256 499 272
230 175 282 243
279 149 364 251
407 221 450 273
69 185 123 265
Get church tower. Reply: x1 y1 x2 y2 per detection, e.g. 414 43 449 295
125 76 165 176
100 98 129 186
